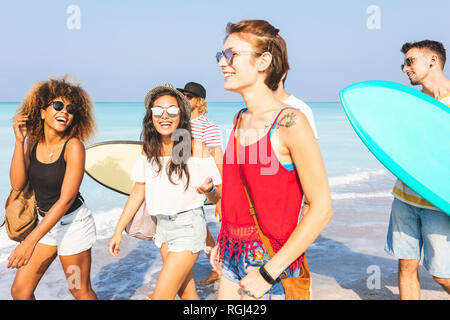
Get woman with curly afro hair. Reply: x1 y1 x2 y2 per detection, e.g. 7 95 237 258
8 75 98 300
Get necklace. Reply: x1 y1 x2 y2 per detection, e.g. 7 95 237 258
46 145 57 161
44 140 65 161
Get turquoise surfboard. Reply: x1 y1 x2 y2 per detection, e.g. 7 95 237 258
339 80 450 215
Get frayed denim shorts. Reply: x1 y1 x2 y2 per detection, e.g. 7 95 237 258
153 207 207 254
221 241 301 300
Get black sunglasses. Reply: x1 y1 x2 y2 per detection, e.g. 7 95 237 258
49 101 77 114
183 93 196 100
401 57 414 70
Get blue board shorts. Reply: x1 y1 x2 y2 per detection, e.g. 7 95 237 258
221 241 301 300
385 198 450 278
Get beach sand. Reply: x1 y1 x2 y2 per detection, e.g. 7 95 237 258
0 203 448 300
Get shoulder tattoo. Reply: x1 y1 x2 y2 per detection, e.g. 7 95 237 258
276 112 297 128
264 112 298 134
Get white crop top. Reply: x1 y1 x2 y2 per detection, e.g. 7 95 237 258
131 155 221 216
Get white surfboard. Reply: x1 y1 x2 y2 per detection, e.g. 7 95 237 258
85 141 143 196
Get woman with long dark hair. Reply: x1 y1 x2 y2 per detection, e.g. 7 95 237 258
109 83 221 300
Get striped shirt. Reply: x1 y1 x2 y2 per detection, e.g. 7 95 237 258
190 115 222 149
392 93 450 210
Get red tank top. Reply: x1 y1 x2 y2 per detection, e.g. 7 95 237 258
217 107 304 273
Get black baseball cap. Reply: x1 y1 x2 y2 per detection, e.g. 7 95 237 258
177 82 206 99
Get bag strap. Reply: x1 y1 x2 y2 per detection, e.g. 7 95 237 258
235 113 276 258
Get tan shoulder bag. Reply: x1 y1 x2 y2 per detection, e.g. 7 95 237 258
2 182 37 242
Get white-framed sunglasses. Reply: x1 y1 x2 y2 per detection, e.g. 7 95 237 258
151 106 180 118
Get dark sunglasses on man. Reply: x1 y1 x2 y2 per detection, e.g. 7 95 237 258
401 57 414 71
47 101 77 114
183 93 196 100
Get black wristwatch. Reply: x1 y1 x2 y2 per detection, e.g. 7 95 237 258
259 264 279 285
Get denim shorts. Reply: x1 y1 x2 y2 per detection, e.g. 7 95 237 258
221 241 301 300
38 203 96 256
385 198 450 278
153 207 207 254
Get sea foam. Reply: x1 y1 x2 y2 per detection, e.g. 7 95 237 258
328 169 388 187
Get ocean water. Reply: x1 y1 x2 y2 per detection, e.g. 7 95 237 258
0 101 394 220
0 101 399 299
0 101 396 248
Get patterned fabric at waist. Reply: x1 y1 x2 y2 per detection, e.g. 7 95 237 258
219 221 261 240
217 221 303 274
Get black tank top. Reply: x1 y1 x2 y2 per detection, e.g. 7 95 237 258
29 138 83 217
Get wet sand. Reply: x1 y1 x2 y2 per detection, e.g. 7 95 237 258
0 202 448 300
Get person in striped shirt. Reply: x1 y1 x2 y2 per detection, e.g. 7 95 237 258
178 82 223 285
385 40 450 299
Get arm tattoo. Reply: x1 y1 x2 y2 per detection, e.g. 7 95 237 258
264 112 297 134
276 112 297 128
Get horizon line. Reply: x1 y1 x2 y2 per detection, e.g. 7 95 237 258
0 100 341 104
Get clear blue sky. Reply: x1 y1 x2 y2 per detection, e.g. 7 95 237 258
0 0 449 102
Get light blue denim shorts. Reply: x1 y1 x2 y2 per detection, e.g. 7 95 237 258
153 207 207 254
385 198 450 278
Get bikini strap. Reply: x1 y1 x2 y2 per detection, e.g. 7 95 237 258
57 137 73 161
232 108 248 131
31 140 38 159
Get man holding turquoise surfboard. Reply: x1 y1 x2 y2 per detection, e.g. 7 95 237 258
385 40 450 299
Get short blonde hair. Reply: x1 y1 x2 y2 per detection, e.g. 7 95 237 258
196 97 208 114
